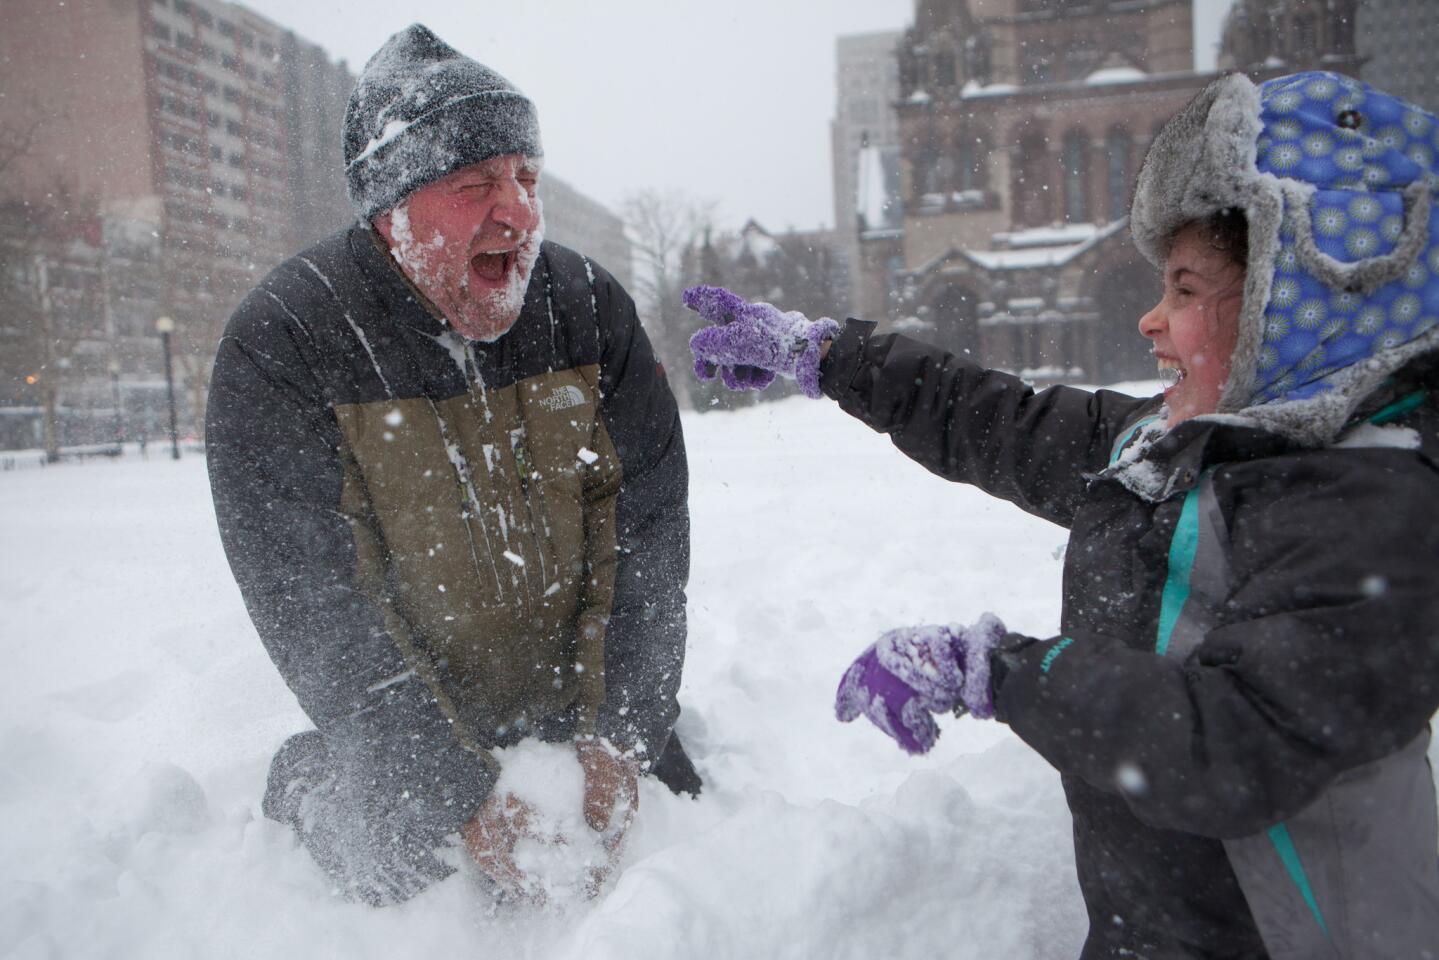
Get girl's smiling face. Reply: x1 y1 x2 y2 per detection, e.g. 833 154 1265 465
1137 222 1247 425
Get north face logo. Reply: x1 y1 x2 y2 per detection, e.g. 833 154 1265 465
538 384 587 412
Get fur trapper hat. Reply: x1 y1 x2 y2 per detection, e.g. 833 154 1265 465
1130 71 1439 448
343 24 542 219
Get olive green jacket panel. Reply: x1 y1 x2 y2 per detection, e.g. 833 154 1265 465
331 363 623 737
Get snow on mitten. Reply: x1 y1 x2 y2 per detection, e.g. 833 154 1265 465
683 284 839 398
835 614 1006 755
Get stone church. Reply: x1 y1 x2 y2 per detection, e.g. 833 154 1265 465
852 0 1360 384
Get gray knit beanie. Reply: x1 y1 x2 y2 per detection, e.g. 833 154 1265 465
343 24 542 218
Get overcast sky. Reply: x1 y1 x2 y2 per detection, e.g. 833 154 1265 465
238 0 1236 232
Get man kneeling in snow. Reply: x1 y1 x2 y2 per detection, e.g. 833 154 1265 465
206 23 697 906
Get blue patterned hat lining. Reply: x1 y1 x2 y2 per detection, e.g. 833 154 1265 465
1251 72 1439 406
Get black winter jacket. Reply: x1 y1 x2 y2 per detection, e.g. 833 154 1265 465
822 320 1439 960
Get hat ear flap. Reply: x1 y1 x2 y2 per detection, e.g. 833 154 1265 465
1288 180 1433 294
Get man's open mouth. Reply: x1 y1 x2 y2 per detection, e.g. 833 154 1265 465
471 250 515 283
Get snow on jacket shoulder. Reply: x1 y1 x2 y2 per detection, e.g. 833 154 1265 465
206 225 689 836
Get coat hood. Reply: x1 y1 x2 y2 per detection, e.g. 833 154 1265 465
1130 71 1439 449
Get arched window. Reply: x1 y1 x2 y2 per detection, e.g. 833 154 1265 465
934 152 956 193
955 134 989 195
1014 133 1052 226
911 150 938 200
1293 13 1317 56
1063 129 1090 223
1023 41 1055 84
932 49 957 89
1105 127 1132 222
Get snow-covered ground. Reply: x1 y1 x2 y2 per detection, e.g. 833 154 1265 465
2 394 1431 959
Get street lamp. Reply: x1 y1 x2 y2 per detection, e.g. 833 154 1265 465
108 357 123 453
155 315 180 461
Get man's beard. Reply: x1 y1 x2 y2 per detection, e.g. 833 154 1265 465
388 203 545 342
451 214 544 342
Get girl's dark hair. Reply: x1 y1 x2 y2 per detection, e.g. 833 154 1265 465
1164 207 1249 267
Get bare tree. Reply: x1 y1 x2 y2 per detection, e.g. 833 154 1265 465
0 104 96 458
621 189 716 410
0 112 41 182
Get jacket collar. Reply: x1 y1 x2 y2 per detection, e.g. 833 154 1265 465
1098 413 1293 502
1103 357 1437 502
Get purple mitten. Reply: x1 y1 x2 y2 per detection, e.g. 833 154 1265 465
835 614 1007 755
682 284 839 399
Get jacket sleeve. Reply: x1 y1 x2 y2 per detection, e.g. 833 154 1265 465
820 320 1157 528
587 266 690 762
992 450 1439 838
206 292 498 835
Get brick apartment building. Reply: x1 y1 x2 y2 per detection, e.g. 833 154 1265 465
0 0 631 451
1 0 354 447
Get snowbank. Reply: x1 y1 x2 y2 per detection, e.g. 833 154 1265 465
4 398 1430 958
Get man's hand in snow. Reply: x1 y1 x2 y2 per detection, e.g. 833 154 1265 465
461 791 543 903
835 614 1006 754
576 738 638 895
683 284 839 398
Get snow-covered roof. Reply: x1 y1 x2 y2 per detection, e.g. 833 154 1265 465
1083 66 1148 85
966 246 1077 269
960 81 1018 99
740 222 780 262
918 220 1127 273
992 223 1101 249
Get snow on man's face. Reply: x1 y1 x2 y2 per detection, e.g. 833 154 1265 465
1138 224 1245 426
374 155 545 341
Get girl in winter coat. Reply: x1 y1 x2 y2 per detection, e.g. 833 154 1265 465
684 71 1439 959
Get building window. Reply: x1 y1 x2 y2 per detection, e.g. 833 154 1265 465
1105 127 1132 222
1064 36 1100 82
1021 40 1053 84
1062 129 1090 223
932 49 957 89
1015 133 1052 226
955 135 989 195
1293 13 1317 55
